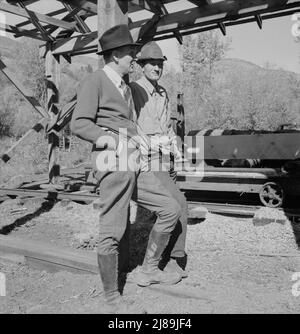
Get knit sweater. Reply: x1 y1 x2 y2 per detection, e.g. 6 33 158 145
71 69 138 145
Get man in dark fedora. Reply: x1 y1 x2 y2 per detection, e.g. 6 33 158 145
130 41 188 280
71 25 183 314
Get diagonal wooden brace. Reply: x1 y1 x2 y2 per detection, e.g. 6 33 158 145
1 118 48 163
0 59 49 120
0 58 49 163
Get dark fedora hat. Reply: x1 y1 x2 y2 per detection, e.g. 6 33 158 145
97 24 140 55
137 41 167 63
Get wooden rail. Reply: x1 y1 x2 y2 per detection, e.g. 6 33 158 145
0 235 98 274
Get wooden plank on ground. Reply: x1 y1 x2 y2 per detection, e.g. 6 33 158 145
0 235 98 275
188 206 208 219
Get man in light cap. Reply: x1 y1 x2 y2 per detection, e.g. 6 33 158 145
130 41 189 280
71 25 183 314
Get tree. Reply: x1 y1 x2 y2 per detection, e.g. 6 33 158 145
179 32 230 88
178 31 230 131
11 38 47 107
200 64 300 131
0 87 19 137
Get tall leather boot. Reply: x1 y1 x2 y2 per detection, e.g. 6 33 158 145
97 253 146 314
135 230 182 287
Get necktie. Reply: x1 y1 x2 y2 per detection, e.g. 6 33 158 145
120 80 136 121
120 81 150 154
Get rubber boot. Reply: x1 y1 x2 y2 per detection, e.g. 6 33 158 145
135 230 182 287
97 253 146 314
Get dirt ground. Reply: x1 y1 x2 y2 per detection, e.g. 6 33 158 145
0 198 300 314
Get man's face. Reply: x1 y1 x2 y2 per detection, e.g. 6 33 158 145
115 45 138 76
142 59 164 83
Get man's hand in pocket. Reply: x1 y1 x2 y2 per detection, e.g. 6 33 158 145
96 132 119 151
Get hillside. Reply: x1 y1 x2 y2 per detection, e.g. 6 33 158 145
1 35 299 136
0 35 98 73
1 34 299 80
217 57 300 80
0 35 19 57
217 58 262 72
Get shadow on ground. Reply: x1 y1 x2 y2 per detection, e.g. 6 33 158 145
0 200 55 235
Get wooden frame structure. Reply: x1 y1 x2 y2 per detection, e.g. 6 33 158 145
1 1 300 273
1 0 300 183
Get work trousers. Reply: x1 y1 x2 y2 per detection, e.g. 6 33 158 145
149 150 188 259
95 170 182 255
153 171 188 259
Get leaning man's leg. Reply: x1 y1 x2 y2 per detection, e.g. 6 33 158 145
133 171 182 287
95 171 136 306
154 171 188 278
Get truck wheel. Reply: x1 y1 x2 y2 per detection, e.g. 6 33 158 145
259 182 284 208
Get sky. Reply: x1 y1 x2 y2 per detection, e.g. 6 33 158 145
1 0 300 73
159 15 300 73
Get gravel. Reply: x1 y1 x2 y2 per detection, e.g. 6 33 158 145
0 199 300 313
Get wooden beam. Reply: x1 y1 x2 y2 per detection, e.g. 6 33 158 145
129 0 152 12
129 0 175 13
98 0 128 37
15 8 68 29
189 133 300 160
0 2 78 31
187 0 211 6
14 6 86 39
17 1 54 42
144 0 168 15
174 30 183 44
0 22 45 40
0 59 49 119
62 2 91 33
51 12 161 55
58 0 97 14
0 235 98 275
178 181 263 194
47 7 85 39
46 97 77 133
218 21 226 35
153 8 300 41
255 13 263 29
7 0 40 6
50 0 300 55
52 31 98 55
45 49 61 183
131 0 300 36
1 119 47 163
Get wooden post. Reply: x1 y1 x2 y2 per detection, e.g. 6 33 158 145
46 46 61 184
177 93 185 152
98 0 128 33
98 0 128 69
97 0 130 273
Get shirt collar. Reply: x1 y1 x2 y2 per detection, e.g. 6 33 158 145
103 65 123 90
138 76 164 96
